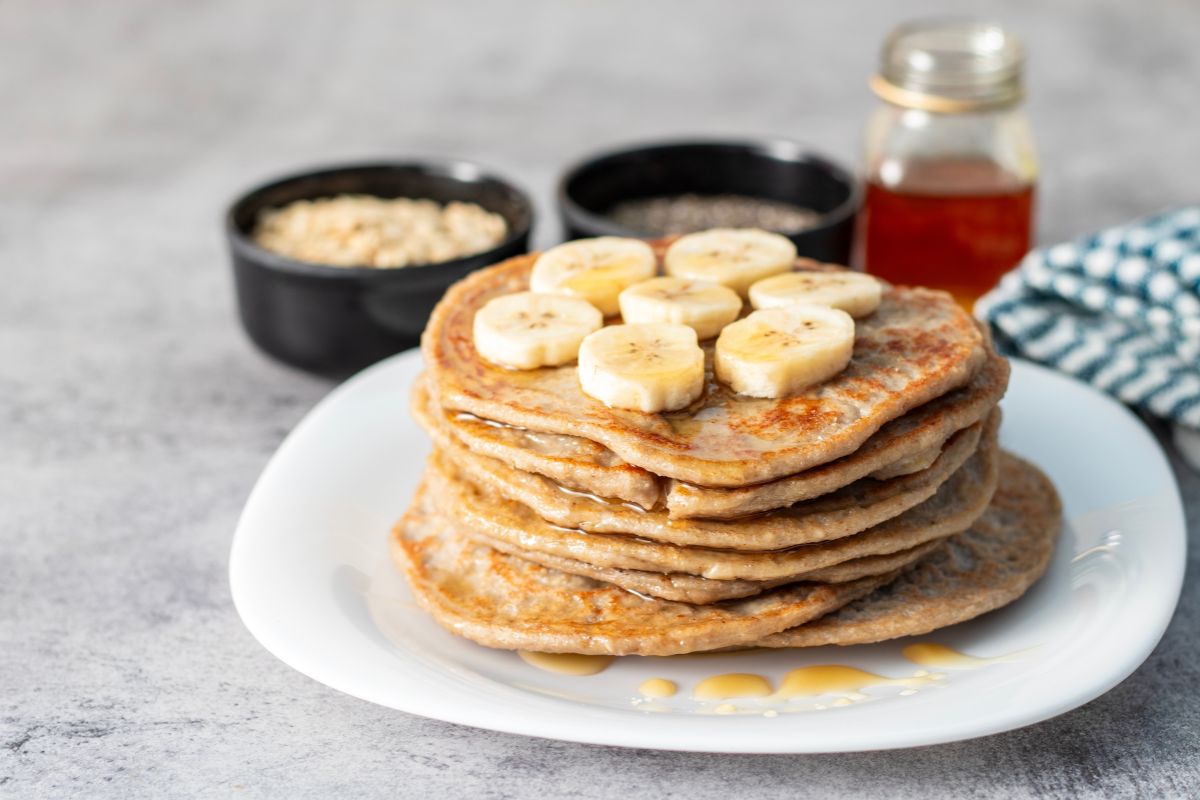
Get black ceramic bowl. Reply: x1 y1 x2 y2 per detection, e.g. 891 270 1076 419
226 161 533 376
558 139 860 263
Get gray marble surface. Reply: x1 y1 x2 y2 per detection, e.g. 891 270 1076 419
4 0 1198 796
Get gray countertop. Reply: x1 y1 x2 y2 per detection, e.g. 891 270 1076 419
4 0 1198 796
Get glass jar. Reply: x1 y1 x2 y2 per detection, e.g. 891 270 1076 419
855 19 1037 309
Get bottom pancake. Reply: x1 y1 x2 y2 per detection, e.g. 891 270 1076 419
754 452 1061 648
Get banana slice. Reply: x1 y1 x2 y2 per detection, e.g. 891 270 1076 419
715 305 855 398
473 291 603 370
618 277 742 340
749 270 883 317
530 237 657 316
578 323 705 412
664 228 796 297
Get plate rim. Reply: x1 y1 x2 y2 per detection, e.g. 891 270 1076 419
229 352 1187 753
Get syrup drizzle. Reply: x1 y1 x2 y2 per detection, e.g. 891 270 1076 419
517 642 1033 714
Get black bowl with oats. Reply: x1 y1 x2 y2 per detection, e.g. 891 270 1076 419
226 161 534 376
557 139 859 263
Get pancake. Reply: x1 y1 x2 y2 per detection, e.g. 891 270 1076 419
391 479 895 656
436 411 992 549
426 429 1000 580
414 351 1009 518
423 252 988 487
869 444 941 480
666 353 1005 518
467 527 944 603
413 376 661 510
755 453 1062 647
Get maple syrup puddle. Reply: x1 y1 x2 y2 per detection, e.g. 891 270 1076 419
638 678 678 698
776 665 941 700
693 673 773 700
518 651 613 676
902 642 1033 670
517 643 1031 712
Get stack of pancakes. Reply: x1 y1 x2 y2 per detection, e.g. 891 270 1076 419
394 249 1062 656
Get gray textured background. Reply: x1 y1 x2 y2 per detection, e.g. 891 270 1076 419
4 0 1198 797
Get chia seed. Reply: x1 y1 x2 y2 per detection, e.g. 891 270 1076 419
606 194 820 236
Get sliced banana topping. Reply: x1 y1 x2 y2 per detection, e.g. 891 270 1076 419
714 305 855 398
473 291 603 370
578 323 705 413
664 228 796 297
530 237 657 316
618 276 743 340
749 270 883 317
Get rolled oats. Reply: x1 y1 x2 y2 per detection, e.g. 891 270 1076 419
252 194 508 268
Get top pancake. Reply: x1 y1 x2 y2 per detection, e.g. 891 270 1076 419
423 252 988 486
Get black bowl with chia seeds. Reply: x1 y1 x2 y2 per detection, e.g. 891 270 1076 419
557 140 860 263
226 161 533 376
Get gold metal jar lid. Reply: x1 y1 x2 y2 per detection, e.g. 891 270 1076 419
872 19 1025 113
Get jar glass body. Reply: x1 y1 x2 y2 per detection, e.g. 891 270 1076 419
855 101 1038 308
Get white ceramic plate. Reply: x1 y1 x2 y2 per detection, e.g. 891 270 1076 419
230 353 1185 753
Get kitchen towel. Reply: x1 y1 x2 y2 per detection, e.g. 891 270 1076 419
977 206 1200 434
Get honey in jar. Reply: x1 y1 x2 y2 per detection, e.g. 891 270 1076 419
856 20 1037 309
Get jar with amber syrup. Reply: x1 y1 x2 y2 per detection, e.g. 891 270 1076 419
856 19 1037 309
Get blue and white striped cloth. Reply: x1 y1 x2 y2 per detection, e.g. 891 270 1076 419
976 206 1200 428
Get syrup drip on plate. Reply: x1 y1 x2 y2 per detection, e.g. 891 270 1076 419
902 642 1033 669
638 678 678 698
776 665 940 700
693 673 774 700
517 642 1033 713
518 651 613 676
